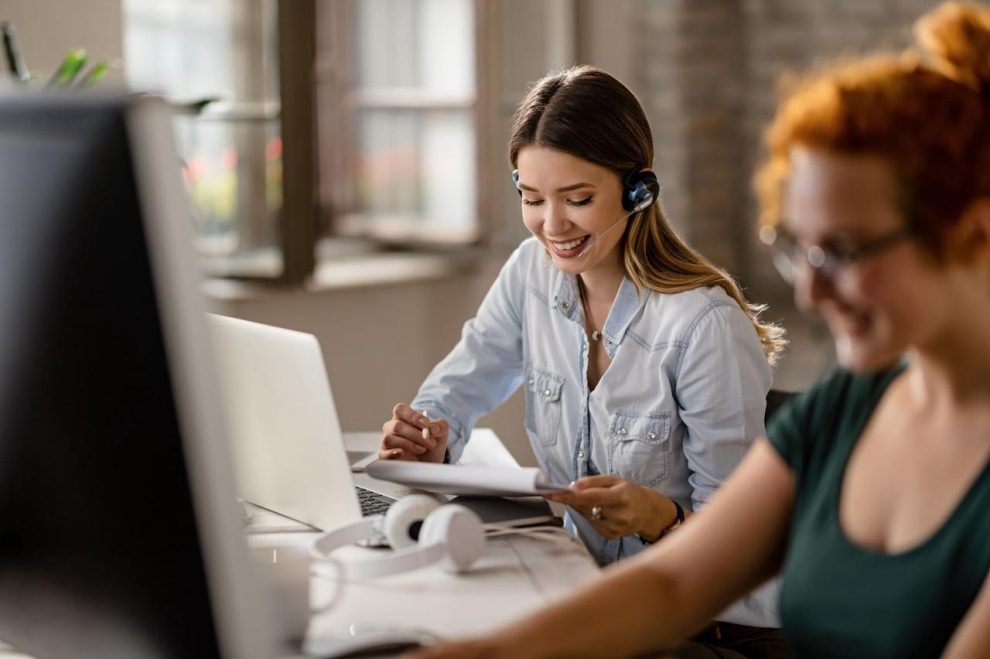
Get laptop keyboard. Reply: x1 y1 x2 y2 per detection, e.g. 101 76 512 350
355 485 394 517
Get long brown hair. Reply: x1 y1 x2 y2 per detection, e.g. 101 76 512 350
509 65 786 365
756 2 990 261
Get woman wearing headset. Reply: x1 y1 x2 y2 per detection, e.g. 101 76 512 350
379 66 786 653
408 3 990 658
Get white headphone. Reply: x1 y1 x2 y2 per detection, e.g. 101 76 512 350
310 494 486 578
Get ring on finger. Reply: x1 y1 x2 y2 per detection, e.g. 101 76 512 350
591 505 604 521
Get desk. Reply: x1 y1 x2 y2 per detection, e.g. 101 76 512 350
277 430 601 652
256 525 597 655
0 431 600 657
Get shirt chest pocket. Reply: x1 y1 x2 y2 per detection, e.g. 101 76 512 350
524 367 564 447
607 409 671 487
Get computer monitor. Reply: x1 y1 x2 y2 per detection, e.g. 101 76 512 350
0 93 274 658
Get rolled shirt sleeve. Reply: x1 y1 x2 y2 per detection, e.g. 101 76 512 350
411 247 527 464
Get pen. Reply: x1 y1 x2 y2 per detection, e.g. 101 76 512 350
419 410 433 441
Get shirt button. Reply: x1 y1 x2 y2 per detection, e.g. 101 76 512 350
577 449 585 459
543 389 551 397
648 431 658 440
606 339 615 347
560 301 570 310
618 427 627 436
528 378 534 385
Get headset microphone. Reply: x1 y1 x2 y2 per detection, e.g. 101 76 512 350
575 209 633 258
576 170 660 258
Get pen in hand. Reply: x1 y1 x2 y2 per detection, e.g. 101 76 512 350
419 410 437 446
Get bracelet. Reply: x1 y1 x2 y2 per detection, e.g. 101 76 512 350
639 499 684 545
661 499 685 537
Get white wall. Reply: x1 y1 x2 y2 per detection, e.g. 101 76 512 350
1 0 124 85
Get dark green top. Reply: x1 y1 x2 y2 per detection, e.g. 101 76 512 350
768 367 990 659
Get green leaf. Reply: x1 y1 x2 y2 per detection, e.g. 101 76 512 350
76 61 109 87
47 48 87 87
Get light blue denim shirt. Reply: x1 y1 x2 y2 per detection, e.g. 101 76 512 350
413 238 778 626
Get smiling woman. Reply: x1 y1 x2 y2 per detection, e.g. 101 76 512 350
377 65 790 658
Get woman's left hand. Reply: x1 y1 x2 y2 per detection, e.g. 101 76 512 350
546 475 677 541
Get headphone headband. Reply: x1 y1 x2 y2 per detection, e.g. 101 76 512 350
310 495 485 579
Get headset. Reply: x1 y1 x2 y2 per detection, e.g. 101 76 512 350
619 169 660 213
512 168 660 258
310 494 486 579
510 168 659 214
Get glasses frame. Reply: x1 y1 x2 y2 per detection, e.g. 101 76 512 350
764 224 914 284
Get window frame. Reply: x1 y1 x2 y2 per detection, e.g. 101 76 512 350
276 0 317 284
315 0 499 250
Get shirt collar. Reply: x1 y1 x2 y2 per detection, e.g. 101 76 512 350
551 268 581 321
551 269 647 349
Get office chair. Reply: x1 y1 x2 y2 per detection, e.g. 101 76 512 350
765 389 797 424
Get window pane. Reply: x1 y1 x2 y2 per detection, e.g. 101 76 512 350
356 0 474 94
356 109 475 229
124 0 283 275
175 116 283 275
329 0 477 240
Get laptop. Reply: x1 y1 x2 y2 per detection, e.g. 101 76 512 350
208 314 396 532
208 315 558 533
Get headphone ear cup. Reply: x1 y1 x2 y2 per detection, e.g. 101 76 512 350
383 493 444 549
418 504 485 574
637 172 660 212
511 169 521 194
622 170 660 212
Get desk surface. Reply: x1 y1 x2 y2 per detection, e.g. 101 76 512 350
0 431 599 657
258 526 598 656
268 430 600 652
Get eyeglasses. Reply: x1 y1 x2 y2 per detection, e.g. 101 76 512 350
760 224 913 284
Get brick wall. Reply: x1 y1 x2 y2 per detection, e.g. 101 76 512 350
629 0 984 305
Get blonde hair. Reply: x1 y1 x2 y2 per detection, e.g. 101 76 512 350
510 65 786 364
756 2 990 260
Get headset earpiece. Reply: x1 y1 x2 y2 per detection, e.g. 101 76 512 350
621 169 660 213
511 169 521 194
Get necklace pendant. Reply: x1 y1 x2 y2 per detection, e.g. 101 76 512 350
591 330 603 341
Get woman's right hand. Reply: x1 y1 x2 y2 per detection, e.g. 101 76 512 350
379 403 449 463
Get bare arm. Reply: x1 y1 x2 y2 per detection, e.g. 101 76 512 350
943 571 990 658
411 439 795 659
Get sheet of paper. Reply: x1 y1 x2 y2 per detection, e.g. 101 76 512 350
365 460 570 497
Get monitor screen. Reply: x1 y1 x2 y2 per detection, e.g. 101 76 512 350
0 94 271 659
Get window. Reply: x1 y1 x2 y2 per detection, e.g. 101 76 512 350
318 0 482 245
123 0 501 284
123 0 314 282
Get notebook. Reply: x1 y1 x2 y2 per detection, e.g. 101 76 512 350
208 314 394 533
